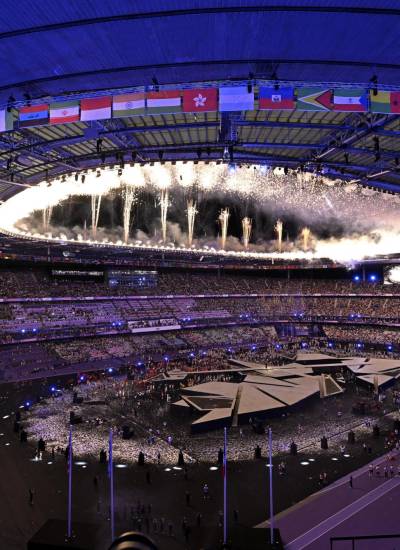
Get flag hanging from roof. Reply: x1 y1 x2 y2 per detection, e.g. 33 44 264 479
370 90 400 114
49 100 80 124
333 88 368 112
146 90 181 113
183 88 218 112
113 93 146 118
219 86 254 111
258 87 295 110
19 104 49 127
80 97 112 121
0 109 14 132
296 87 333 111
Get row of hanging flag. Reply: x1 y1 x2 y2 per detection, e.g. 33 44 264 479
1 85 399 132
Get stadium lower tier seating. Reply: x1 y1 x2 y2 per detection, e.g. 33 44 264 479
1 289 400 343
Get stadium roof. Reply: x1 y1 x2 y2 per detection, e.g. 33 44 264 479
1 1 400 197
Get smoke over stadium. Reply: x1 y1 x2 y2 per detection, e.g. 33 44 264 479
1 161 400 263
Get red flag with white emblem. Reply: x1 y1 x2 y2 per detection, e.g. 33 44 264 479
183 88 218 113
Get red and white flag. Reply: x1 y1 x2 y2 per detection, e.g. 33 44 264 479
80 97 112 121
183 88 218 113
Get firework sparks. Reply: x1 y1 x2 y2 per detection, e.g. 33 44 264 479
160 189 169 243
218 208 230 250
1 161 400 263
275 219 283 253
122 186 137 244
42 205 53 232
242 217 252 249
91 194 102 240
301 227 311 251
187 199 198 247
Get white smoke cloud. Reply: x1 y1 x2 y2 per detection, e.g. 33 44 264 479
2 162 400 264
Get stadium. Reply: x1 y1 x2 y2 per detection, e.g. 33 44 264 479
1 2 400 550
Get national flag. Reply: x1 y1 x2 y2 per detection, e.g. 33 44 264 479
146 90 182 113
0 109 14 132
113 93 146 118
370 90 400 114
333 88 368 112
49 100 80 124
19 104 49 127
296 87 333 111
183 88 218 112
80 97 112 121
219 86 254 111
259 87 295 110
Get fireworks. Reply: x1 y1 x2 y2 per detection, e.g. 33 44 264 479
42 205 53 232
122 186 137 244
301 227 311 251
218 208 230 250
91 194 102 240
187 199 198 247
1 161 400 263
275 219 283 253
159 189 169 243
242 217 252 249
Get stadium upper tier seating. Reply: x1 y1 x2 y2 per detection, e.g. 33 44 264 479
0 268 398 298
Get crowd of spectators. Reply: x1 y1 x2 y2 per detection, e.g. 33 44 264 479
1 266 400 383
1 290 400 345
324 325 400 345
0 267 399 298
48 325 278 365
